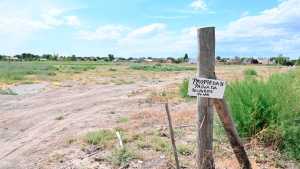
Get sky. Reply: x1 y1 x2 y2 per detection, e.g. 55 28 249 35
0 0 300 58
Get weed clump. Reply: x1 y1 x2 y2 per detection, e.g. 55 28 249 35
108 148 136 166
226 71 300 160
85 129 115 147
179 79 189 98
0 89 17 95
244 68 257 76
117 117 129 123
177 144 193 156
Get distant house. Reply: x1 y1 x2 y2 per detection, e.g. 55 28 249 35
242 58 259 64
242 58 252 65
165 59 171 63
144 58 153 62
39 58 48 61
8 56 18 61
258 59 275 65
227 57 242 64
129 59 138 62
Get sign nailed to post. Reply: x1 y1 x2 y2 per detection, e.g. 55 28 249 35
188 77 226 99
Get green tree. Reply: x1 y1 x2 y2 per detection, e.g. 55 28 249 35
70 55 77 61
272 54 289 65
0 55 7 60
108 54 115 61
183 53 189 62
296 57 300 65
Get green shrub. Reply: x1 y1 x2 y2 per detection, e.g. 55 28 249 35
180 79 189 98
85 129 115 146
177 144 193 156
226 71 300 160
149 136 171 153
0 89 17 95
117 117 129 123
244 68 257 76
109 148 136 166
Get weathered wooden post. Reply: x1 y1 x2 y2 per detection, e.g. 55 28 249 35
192 26 252 169
165 103 180 169
196 27 215 169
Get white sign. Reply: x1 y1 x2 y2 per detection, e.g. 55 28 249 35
188 77 226 99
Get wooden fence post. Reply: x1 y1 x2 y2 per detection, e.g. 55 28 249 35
165 103 180 169
196 27 215 169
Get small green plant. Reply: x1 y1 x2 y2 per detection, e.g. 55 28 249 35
180 79 189 98
244 68 257 76
47 72 56 76
108 148 136 166
0 89 17 95
85 129 115 146
117 117 129 123
177 144 193 156
149 136 171 153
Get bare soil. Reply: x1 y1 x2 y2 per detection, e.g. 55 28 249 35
0 71 181 169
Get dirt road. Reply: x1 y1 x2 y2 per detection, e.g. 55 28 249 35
0 82 152 169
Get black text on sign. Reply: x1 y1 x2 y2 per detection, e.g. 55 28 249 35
188 77 226 99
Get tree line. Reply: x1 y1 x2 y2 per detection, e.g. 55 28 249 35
0 53 117 62
0 53 190 63
217 54 300 66
1 53 299 66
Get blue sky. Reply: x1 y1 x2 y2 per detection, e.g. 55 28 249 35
0 0 300 58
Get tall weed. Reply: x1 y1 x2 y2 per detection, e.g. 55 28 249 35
226 70 300 160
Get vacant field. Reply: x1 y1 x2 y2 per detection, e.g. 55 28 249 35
0 61 298 169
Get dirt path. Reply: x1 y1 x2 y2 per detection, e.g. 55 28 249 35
0 81 154 169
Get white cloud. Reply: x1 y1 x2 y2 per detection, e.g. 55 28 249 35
0 0 81 34
0 0 82 54
190 0 207 11
117 24 200 57
126 23 166 39
78 25 128 41
41 8 65 27
77 23 195 57
65 16 81 26
217 0 300 57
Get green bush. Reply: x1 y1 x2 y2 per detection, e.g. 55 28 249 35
177 144 193 156
109 148 136 166
244 68 257 76
85 129 115 146
0 89 17 95
226 71 300 160
180 79 189 98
